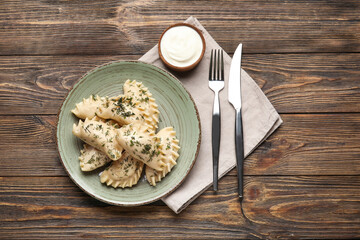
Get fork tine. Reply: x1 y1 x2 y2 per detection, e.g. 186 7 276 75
217 49 221 80
213 49 217 80
209 49 225 81
209 50 213 80
220 49 224 80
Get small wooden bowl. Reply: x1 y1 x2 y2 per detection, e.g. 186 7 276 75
158 23 206 72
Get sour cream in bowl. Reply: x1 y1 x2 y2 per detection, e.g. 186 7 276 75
159 23 206 72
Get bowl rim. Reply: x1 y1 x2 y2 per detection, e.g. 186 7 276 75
158 23 206 72
56 60 201 206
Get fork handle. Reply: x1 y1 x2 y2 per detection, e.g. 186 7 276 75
212 91 221 191
235 108 244 200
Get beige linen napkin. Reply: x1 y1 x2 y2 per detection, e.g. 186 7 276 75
139 16 282 214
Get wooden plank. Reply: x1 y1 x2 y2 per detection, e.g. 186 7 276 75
245 114 360 176
3 0 359 22
0 0 359 55
0 176 359 239
1 114 360 177
0 115 65 176
0 54 359 115
242 176 360 239
244 53 360 113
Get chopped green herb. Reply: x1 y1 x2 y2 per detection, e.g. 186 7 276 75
141 144 152 155
87 156 95 164
140 97 149 103
84 124 91 133
107 150 116 159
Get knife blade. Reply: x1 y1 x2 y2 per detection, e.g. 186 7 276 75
228 43 243 109
228 43 244 200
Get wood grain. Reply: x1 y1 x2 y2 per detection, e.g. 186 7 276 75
0 0 359 55
0 53 359 115
0 175 359 239
243 53 360 113
243 176 360 239
1 114 359 177
246 114 360 176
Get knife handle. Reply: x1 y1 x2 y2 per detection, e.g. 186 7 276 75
212 91 221 191
235 108 244 200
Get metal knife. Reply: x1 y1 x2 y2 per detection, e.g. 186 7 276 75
228 43 244 200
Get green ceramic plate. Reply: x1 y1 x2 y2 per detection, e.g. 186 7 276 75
57 60 201 206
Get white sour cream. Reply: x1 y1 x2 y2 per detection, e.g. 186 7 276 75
160 25 203 67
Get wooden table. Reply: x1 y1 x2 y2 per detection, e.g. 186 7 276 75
1 1 359 239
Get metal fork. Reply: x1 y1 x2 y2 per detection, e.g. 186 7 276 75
208 49 224 191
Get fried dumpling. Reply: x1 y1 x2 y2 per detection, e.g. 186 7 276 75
71 95 106 120
116 123 166 171
100 152 144 188
72 118 123 160
145 127 180 186
79 144 111 171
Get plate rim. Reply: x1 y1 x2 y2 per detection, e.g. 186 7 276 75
56 60 201 206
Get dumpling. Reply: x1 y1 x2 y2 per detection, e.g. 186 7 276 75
123 80 159 131
100 152 144 188
116 123 166 171
72 118 123 160
71 95 106 120
95 80 159 130
94 95 139 126
79 144 111 171
145 127 180 186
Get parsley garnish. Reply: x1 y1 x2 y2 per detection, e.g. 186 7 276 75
141 144 152 154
